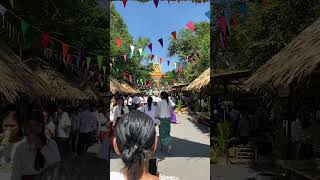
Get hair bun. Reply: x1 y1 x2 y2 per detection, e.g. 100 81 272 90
121 144 145 169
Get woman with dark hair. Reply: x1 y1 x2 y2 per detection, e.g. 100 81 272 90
138 96 159 125
111 111 179 180
0 111 23 170
112 96 129 127
11 110 60 180
156 91 175 153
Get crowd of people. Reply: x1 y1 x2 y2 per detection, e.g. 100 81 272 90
0 90 179 180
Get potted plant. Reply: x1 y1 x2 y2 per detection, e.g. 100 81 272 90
212 120 231 164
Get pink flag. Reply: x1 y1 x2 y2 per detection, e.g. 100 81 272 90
154 0 159 8
148 43 152 52
41 32 51 48
151 54 155 60
219 16 227 35
122 0 128 8
116 37 121 48
124 53 127 61
186 21 195 32
160 58 163 64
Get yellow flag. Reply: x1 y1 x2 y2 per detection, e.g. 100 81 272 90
112 58 115 64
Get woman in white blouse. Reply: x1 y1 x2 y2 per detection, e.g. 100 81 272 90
112 96 129 127
156 91 175 153
11 110 60 180
138 96 159 125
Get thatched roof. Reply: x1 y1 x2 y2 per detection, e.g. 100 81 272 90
245 18 320 91
120 82 140 95
182 68 210 92
0 40 48 103
110 76 124 94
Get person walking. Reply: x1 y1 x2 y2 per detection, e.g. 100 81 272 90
112 96 129 128
96 108 108 143
55 107 71 160
156 91 175 153
138 96 159 126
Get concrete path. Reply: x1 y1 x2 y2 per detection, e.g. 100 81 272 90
110 113 210 180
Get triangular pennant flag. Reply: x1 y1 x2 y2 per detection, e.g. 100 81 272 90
219 16 227 35
171 31 177 40
154 0 159 8
186 21 195 32
116 37 121 48
97 55 103 70
86 57 91 70
143 52 147 59
158 38 163 47
122 0 128 8
139 48 143 56
160 58 163 64
148 43 152 52
116 68 119 74
21 21 30 45
66 54 72 64
112 58 115 64
167 60 170 66
10 0 14 8
130 45 135 58
76 56 80 66
204 47 209 53
151 54 155 61
124 53 127 61
41 32 51 48
174 62 177 68
62 43 70 59
205 10 210 19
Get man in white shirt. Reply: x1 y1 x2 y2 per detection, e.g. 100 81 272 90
127 96 133 110
55 107 71 160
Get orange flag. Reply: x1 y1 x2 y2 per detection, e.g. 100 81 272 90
160 58 163 64
62 43 70 59
171 31 176 40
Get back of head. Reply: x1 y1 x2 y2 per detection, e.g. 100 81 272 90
115 111 156 179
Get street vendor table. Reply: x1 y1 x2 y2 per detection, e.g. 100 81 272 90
196 112 210 126
277 160 320 180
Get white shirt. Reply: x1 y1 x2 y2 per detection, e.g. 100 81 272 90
138 104 157 123
11 138 60 180
113 106 129 126
79 110 97 133
45 121 55 139
56 112 71 138
140 96 144 104
124 100 128 106
128 97 133 106
157 99 175 119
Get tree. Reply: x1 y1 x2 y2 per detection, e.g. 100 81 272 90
168 22 210 83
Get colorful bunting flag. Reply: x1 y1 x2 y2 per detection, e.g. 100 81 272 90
41 32 51 48
62 43 70 59
112 58 115 64
151 54 155 61
130 45 135 58
116 37 121 48
148 43 152 52
160 58 163 64
97 55 103 70
205 10 210 19
154 0 159 8
167 60 170 66
122 0 128 8
86 57 91 70
219 16 227 35
116 67 119 74
158 38 163 47
171 31 177 40
186 21 195 32
124 53 127 61
139 48 143 56
174 62 177 68
21 21 30 45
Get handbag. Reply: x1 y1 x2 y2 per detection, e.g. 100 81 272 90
170 111 177 124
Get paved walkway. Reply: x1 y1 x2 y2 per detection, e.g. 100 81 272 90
110 113 210 180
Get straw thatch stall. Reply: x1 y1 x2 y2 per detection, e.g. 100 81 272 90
120 82 140 95
183 68 210 92
245 18 320 91
0 40 48 103
110 76 124 94
172 83 189 92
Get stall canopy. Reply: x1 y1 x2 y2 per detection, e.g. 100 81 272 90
0 40 48 103
245 18 320 92
120 81 140 95
183 68 210 92
110 76 125 94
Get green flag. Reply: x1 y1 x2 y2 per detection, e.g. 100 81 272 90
116 68 119 74
97 55 103 70
21 21 30 46
102 66 106 74
86 57 91 70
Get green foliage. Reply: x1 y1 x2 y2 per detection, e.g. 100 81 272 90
168 22 210 83
218 0 320 71
210 144 218 164
110 2 151 81
215 121 231 155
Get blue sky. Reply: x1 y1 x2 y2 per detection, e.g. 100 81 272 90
113 1 209 73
